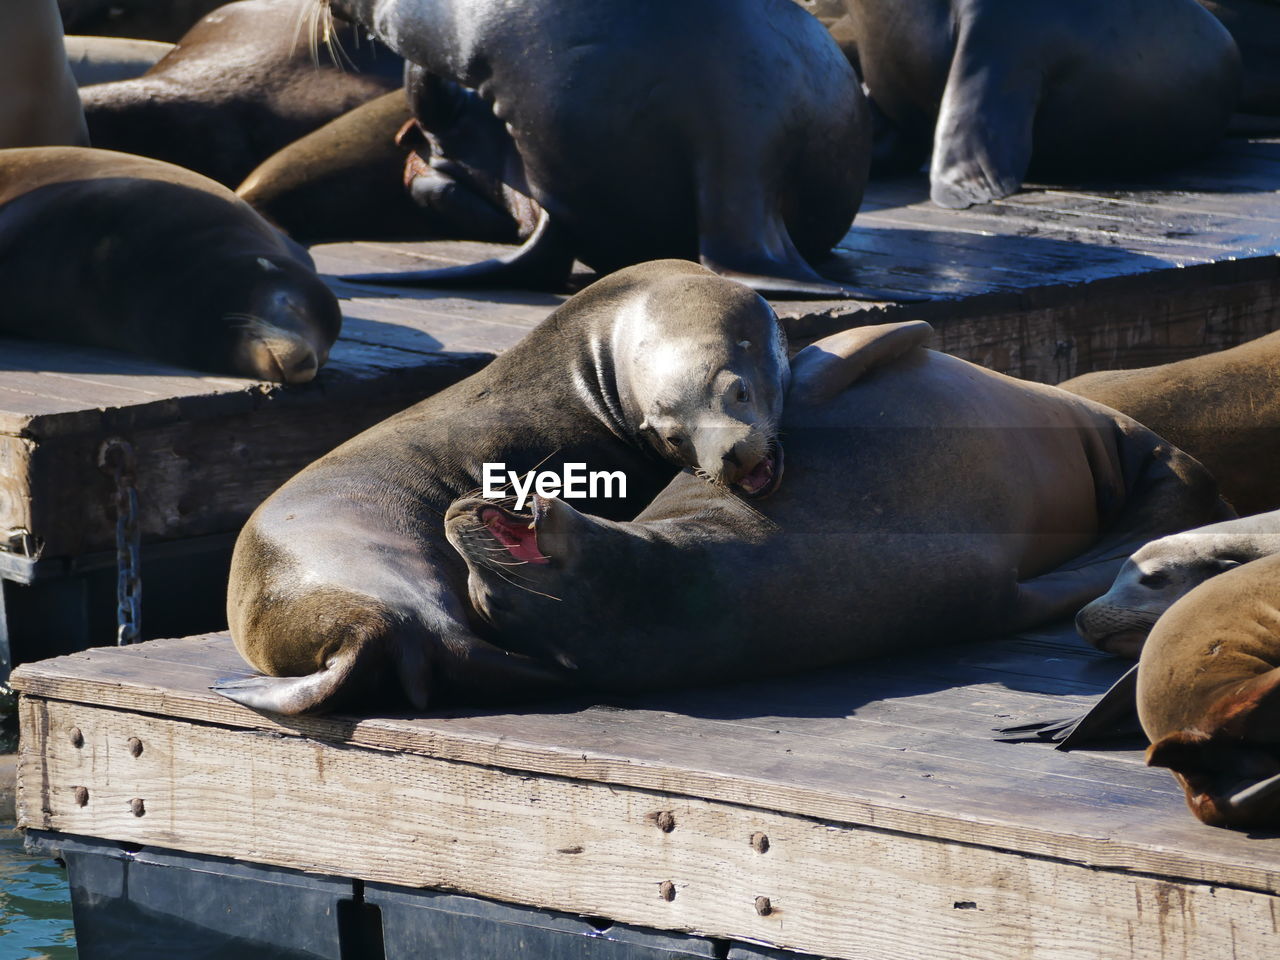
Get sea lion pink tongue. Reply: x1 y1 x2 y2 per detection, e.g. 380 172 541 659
0 147 340 382
81 0 404 186
445 333 1224 694
330 0 878 299
219 261 856 715
1139 551 1280 829
828 0 1239 208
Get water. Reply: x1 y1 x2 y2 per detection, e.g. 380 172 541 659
0 826 76 960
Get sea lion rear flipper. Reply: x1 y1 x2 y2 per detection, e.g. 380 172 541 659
339 209 575 290
789 321 935 405
211 640 382 715
995 665 1142 748
929 19 1039 209
694 165 907 302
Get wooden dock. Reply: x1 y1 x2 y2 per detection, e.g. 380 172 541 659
13 622 1280 959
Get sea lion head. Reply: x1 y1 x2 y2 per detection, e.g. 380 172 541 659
611 267 789 498
225 254 341 383
1075 534 1245 658
443 494 608 670
201 252 342 384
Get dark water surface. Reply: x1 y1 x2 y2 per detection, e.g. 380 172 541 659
0 825 76 960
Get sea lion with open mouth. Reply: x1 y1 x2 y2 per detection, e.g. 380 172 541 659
446 332 1226 694
219 263 922 715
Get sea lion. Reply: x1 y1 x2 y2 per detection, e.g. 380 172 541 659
328 0 875 299
1199 0 1280 122
64 36 174 87
443 333 1226 695
1 0 89 149
1139 551 1280 829
218 262 889 715
236 90 536 245
0 147 341 382
825 0 1240 207
1076 510 1280 659
81 0 404 187
1060 330 1280 517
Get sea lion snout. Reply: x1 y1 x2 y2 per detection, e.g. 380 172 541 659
229 267 342 383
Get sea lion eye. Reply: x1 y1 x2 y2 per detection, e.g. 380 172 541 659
737 385 750 403
1139 571 1170 588
666 435 684 448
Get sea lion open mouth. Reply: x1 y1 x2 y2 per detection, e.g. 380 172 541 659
480 506 550 564
734 443 784 499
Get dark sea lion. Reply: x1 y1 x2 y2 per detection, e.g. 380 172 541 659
329 0 874 299
1199 0 1280 122
236 89 536 244
2 0 89 148
443 334 1226 695
219 262 882 715
64 36 174 87
1060 330 1280 517
82 0 404 186
1076 511 1280 658
1139 551 1280 829
827 0 1240 207
0 147 341 382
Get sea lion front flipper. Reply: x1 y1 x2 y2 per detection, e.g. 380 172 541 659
995 665 1142 748
789 320 935 405
929 18 1040 209
339 208 575 290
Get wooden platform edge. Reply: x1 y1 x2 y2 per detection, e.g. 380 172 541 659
16 696 1279 960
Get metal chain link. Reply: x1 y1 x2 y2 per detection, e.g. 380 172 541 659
98 439 142 645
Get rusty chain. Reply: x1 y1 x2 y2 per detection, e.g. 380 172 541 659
98 439 141 645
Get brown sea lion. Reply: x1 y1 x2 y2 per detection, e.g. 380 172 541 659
1060 330 1280 517
329 0 877 299
81 0 404 186
825 0 1240 207
2 0 88 149
1139 551 1280 829
0 147 341 382
217 262 879 715
442 331 1226 695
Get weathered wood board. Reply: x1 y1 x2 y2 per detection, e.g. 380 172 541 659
4 138 1280 562
13 625 1280 959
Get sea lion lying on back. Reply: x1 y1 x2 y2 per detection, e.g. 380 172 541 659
0 147 340 382
1139 551 1280 828
219 262 907 714
82 0 403 186
443 329 1227 695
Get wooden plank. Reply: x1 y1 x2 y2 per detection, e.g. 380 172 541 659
12 633 1280 896
18 697 1280 960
